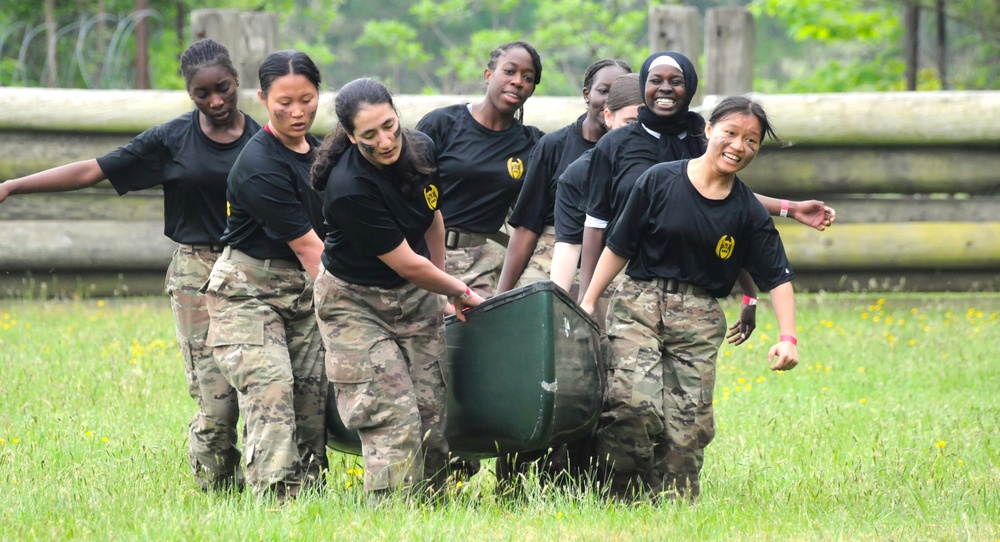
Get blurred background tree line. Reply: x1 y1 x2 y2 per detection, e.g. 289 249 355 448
1 0 997 95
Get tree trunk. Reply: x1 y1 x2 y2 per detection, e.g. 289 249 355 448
936 0 947 89
904 0 920 91
44 0 57 87
135 0 150 89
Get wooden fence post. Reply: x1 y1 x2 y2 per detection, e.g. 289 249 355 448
704 7 755 97
190 9 278 90
648 5 702 67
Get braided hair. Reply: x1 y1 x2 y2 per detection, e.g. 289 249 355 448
179 39 238 87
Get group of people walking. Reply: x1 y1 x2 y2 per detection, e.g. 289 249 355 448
0 37 834 504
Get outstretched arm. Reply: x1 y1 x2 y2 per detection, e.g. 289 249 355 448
754 194 836 231
0 159 107 204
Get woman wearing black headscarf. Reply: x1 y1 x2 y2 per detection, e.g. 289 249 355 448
579 51 834 337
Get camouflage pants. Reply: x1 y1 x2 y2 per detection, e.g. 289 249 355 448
205 254 328 494
314 270 449 492
164 245 241 490
594 277 725 500
446 239 505 299
515 231 556 289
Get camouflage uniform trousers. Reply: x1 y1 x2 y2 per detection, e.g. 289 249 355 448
514 231 556 289
314 269 449 493
204 254 328 495
593 277 725 501
445 239 505 299
165 245 241 490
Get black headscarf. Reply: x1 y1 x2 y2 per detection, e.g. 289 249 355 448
636 51 707 162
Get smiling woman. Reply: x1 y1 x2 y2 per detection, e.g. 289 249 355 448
415 41 544 300
580 95 798 503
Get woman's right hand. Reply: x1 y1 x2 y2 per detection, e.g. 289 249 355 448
579 300 596 316
0 182 10 204
453 290 484 322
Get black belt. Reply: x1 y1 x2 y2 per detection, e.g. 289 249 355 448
655 278 710 296
444 229 489 249
221 246 303 270
179 243 225 253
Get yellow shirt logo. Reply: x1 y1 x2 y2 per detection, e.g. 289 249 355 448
226 201 231 217
423 184 439 210
716 235 735 260
507 158 524 180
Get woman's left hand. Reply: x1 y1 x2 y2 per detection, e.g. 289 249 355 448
767 341 799 371
726 302 756 345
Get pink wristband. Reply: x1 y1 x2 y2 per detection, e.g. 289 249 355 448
780 335 797 345
779 199 790 218
742 295 758 306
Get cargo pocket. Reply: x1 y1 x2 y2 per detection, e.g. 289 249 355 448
327 349 377 431
207 316 265 348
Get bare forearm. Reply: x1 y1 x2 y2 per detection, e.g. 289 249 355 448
550 242 581 292
425 211 446 272
769 281 796 337
580 247 627 312
3 159 107 195
578 226 605 302
496 226 539 294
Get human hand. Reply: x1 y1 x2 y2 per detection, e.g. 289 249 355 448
0 182 10 204
579 300 596 316
453 290 484 322
767 340 799 371
792 200 836 231
726 302 757 345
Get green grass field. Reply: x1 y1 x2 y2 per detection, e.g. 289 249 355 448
1 294 998 540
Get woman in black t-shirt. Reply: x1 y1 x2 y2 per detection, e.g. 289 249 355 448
311 78 484 496
550 72 643 293
580 96 800 502
496 59 632 294
0 39 258 492
416 41 543 299
204 50 327 502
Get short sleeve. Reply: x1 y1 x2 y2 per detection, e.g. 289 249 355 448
97 125 169 194
604 174 652 261
584 145 614 222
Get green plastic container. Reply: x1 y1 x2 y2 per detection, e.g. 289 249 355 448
326 281 605 458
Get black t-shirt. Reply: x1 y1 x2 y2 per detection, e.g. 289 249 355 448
606 160 794 298
221 128 324 260
584 121 707 224
554 148 593 244
416 104 542 233
321 131 440 288
96 110 262 244
508 115 594 234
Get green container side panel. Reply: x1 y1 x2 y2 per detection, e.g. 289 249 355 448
325 281 605 459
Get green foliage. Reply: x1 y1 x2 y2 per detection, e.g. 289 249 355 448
749 0 906 92
751 0 899 43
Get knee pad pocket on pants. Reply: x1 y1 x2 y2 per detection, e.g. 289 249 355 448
328 349 381 431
